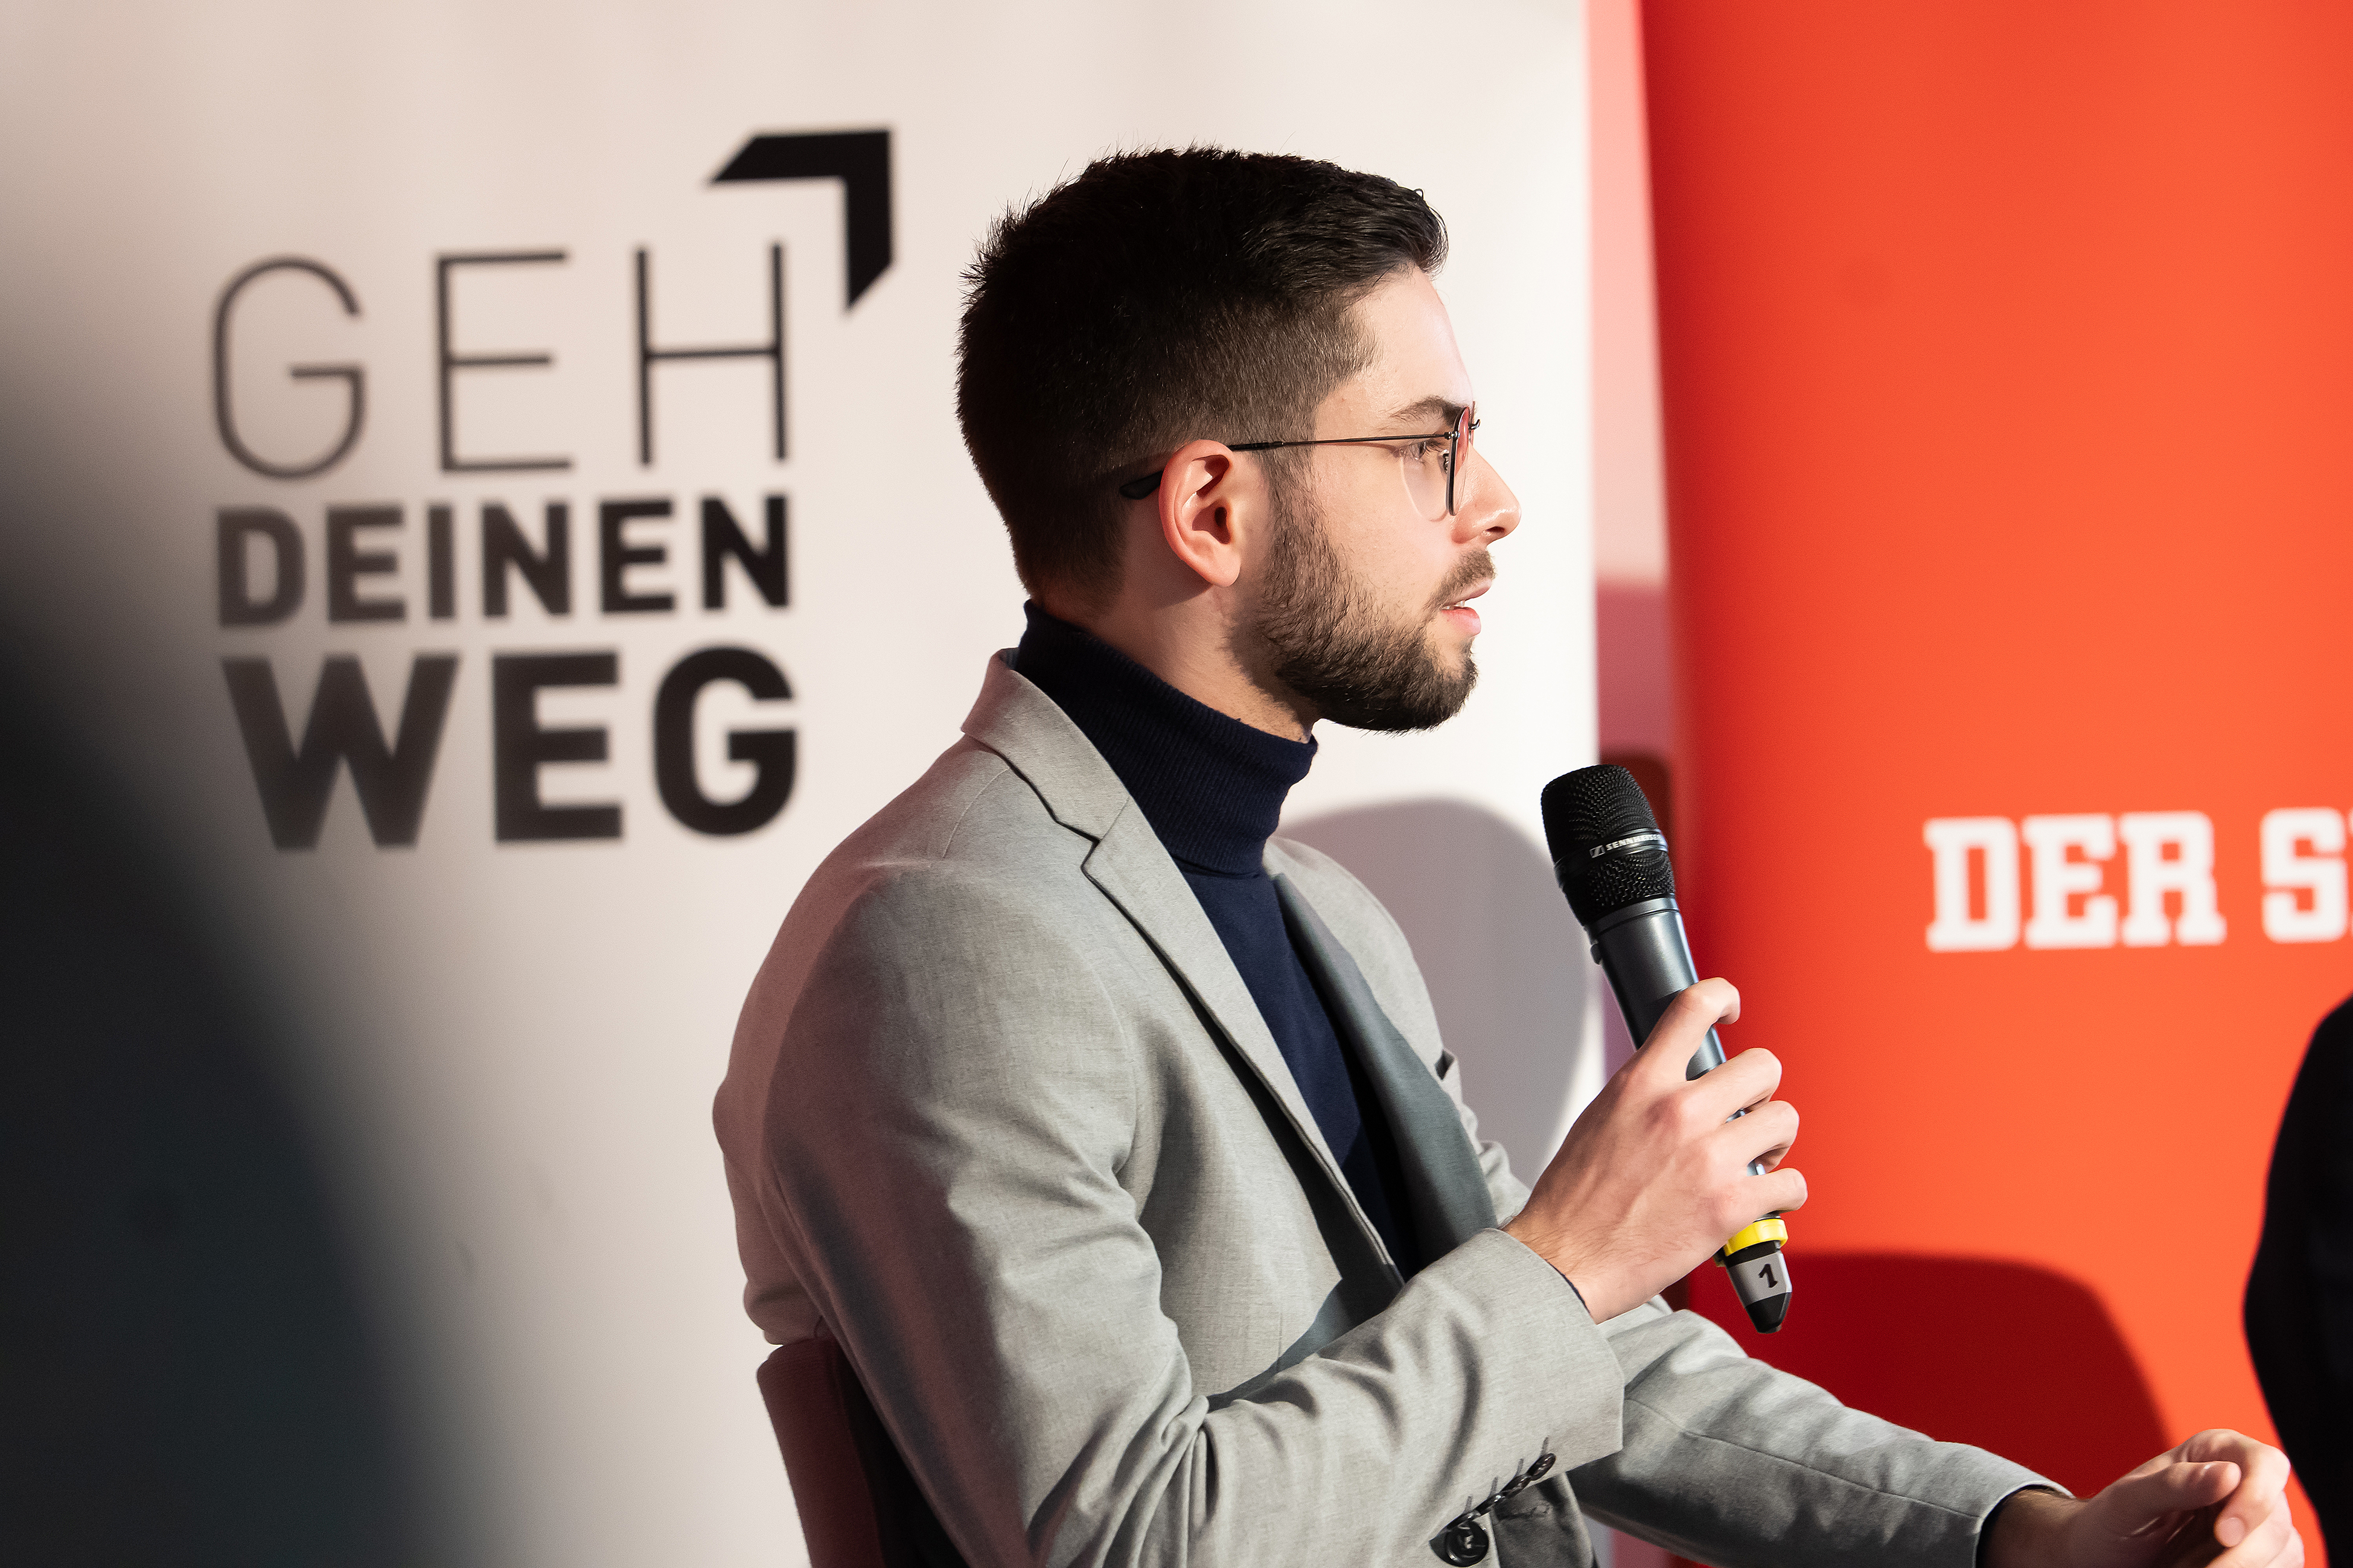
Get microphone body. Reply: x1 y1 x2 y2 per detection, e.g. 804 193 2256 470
1542 766 1792 1333
1589 896 1722 1070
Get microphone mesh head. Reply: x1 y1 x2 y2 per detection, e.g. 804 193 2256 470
1540 765 1676 926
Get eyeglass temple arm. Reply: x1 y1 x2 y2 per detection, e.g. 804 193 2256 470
1116 429 1459 501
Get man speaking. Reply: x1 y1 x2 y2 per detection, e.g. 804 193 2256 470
715 150 2297 1567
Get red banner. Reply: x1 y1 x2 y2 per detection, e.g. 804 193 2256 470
1646 2 2353 1547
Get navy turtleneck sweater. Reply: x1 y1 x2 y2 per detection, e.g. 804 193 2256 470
1012 604 1419 1273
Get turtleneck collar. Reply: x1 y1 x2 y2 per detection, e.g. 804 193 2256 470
1010 603 1315 877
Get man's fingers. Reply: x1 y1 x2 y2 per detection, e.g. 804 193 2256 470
1716 1097 1799 1169
1671 976 1742 1028
2099 1458 2238 1526
1749 1165 1807 1217
1685 1047 1785 1129
2210 1505 2301 1568
2080 1436 2297 1568
2176 1430 2293 1547
1640 979 1740 1067
1635 982 1781 1135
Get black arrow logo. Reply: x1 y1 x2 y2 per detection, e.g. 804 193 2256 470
711 130 892 308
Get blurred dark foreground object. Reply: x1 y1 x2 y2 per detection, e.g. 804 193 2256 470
2246 996 2353 1561
0 666 427 1564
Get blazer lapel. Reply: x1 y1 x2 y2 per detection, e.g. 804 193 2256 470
1275 875 1499 1258
1078 815 1367 1208
960 654 1394 1272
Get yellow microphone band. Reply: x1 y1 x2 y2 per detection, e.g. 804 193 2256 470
1723 1217 1789 1255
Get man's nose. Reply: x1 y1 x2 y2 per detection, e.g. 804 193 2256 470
1457 451 1521 544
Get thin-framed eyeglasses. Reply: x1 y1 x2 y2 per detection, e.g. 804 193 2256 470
1116 403 1478 521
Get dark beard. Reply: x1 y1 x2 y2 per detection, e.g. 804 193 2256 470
1247 488 1488 733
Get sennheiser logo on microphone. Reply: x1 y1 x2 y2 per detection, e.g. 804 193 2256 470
1589 830 1668 859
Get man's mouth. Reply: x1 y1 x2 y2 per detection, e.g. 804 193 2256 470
1440 580 1492 612
1437 578 1492 635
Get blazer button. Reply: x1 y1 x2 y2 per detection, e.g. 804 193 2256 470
1524 1452 1556 1482
1431 1515 1490 1566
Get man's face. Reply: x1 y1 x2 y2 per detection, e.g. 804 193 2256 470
1242 268 1522 731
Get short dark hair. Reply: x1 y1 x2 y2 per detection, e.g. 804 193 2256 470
957 148 1448 606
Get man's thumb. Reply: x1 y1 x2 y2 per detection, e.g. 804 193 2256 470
2098 1459 2240 1526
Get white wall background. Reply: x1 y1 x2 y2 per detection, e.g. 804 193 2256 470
0 3 1600 1561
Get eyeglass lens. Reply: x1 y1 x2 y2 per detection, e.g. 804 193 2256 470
1413 403 1475 520
1399 404 1477 521
1448 403 1475 517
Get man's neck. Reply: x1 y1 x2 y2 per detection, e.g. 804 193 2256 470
1009 605 1314 876
1039 593 1315 742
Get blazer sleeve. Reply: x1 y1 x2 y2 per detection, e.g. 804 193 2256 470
1434 1027 2049 1565
751 864 1629 1568
1522 1301 2051 1567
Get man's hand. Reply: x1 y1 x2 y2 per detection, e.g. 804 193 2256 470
1502 978 1804 1321
1985 1432 2300 1568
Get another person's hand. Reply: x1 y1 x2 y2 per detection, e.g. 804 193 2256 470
1502 978 1803 1321
1985 1430 2299 1568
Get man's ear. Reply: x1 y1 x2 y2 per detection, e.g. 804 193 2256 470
1154 439 1256 588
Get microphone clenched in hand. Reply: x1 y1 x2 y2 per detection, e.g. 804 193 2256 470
1539 763 1795 1333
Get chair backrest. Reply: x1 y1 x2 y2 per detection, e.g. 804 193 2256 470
754 1331 968 1568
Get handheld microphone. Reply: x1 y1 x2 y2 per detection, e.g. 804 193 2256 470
1539 765 1792 1333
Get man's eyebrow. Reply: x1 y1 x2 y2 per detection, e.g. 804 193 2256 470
1383 395 1466 429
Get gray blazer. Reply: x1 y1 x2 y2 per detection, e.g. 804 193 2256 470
715 654 2045 1567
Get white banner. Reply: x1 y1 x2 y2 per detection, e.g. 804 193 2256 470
0 3 1596 1561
